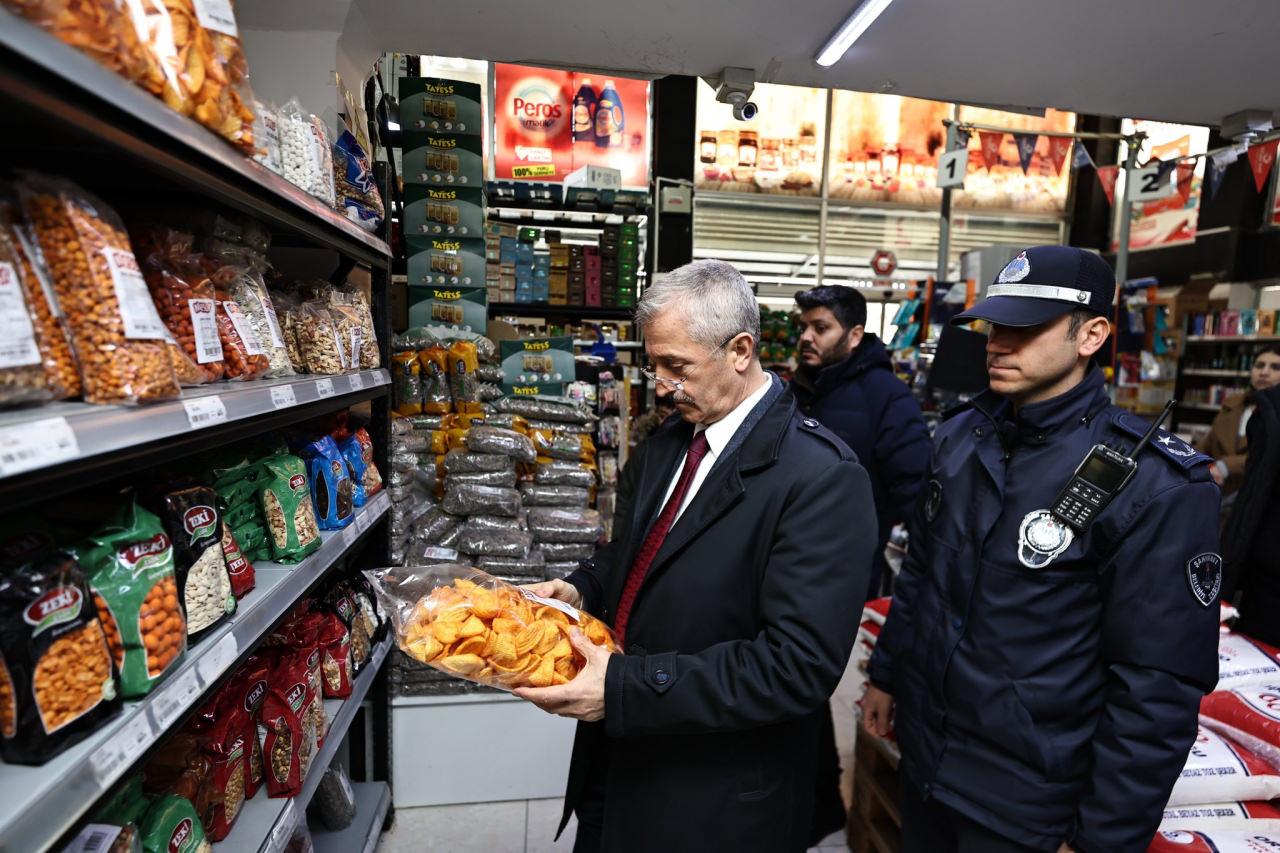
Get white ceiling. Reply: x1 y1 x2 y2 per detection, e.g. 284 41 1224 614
237 0 1280 128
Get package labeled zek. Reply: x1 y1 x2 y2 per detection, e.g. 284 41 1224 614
1167 724 1280 806
1150 828 1280 852
365 565 617 691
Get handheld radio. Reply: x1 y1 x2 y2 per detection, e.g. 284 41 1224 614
1050 399 1177 531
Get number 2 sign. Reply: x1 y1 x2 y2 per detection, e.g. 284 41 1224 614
1128 163 1178 203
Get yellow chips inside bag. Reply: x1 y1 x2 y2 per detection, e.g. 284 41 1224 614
391 571 616 690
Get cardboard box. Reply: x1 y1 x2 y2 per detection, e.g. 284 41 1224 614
402 131 483 187
406 236 486 287
403 185 484 238
397 77 482 135
486 221 519 239
407 284 488 332
564 164 622 191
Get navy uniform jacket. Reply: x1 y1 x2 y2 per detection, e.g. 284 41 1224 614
867 368 1221 853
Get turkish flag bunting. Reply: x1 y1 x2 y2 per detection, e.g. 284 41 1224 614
1247 139 1279 193
1096 165 1119 205
1046 136 1073 174
1176 162 1196 203
978 132 1004 171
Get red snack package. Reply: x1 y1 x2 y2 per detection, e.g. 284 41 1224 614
259 653 311 798
219 521 255 599
201 703 251 841
1200 682 1280 768
317 612 353 699
221 656 270 799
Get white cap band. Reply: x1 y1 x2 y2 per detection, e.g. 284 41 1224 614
986 283 1092 304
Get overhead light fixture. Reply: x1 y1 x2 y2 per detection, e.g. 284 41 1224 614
815 0 894 67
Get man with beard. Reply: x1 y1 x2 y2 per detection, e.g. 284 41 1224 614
791 284 930 844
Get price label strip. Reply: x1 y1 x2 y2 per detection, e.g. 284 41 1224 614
90 711 154 785
270 801 300 853
343 523 359 548
270 384 297 410
315 378 335 398
150 668 202 731
349 373 365 392
182 395 227 429
0 416 79 477
198 633 239 687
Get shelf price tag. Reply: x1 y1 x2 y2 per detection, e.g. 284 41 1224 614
182 395 227 429
91 712 154 784
0 416 79 477
270 384 298 410
342 523 359 548
315 378 335 398
355 510 371 534
349 373 365 392
198 633 239 687
151 668 202 731
269 802 300 853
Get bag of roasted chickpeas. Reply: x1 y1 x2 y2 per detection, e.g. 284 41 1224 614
0 538 122 765
80 500 188 698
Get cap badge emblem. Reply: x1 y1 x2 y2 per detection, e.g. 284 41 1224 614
997 251 1031 284
1077 292 1089 303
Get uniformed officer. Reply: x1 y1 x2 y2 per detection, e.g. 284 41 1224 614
862 246 1221 853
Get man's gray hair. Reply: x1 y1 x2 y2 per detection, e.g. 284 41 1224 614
634 260 761 353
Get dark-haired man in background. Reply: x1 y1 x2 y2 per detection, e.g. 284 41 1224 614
792 284 930 844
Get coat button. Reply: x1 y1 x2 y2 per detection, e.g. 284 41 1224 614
952 617 963 630
653 670 670 685
973 427 985 438
803 418 819 428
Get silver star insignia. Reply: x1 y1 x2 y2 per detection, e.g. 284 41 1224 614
1157 435 1174 446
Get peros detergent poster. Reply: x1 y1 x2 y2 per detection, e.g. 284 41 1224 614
493 63 650 187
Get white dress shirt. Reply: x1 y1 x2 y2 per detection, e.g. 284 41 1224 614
659 374 774 523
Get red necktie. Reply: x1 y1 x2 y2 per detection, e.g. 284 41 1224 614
613 431 711 647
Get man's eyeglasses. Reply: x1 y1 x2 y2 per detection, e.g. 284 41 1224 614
640 333 742 394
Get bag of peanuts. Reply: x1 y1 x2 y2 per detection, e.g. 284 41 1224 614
0 547 123 764
80 500 187 698
17 173 181 405
133 228 225 386
0 201 82 404
257 454 322 562
209 279 270 381
158 487 235 641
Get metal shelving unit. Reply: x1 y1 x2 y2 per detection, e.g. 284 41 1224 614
490 303 635 320
0 11 397 851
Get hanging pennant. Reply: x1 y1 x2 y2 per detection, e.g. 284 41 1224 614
1013 133 1039 174
978 131 1004 171
1247 138 1279 192
1071 140 1094 171
1046 136 1073 174
1175 161 1196 204
1096 165 1120 205
1205 152 1230 200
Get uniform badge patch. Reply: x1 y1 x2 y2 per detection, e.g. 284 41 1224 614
1157 434 1198 458
1187 552 1223 608
1018 509 1074 569
925 479 943 522
998 251 1031 283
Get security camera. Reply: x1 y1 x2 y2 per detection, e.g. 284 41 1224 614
712 67 758 123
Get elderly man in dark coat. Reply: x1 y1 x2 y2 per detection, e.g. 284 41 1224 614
520 259 877 853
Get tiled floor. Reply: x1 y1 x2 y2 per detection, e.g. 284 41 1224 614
377 655 865 853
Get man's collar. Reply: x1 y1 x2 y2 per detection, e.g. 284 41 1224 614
697 373 774 457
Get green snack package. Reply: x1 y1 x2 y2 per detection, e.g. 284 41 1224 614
215 476 259 518
221 501 258 531
257 454 323 562
81 502 187 698
140 795 211 853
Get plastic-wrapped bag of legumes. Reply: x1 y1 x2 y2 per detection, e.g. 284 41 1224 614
132 226 225 386
0 540 122 765
158 487 235 641
256 454 322 562
80 500 187 698
364 564 617 691
18 173 180 404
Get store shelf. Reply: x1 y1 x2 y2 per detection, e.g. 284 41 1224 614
0 9 390 266
1178 402 1223 412
0 370 389 507
490 206 647 227
490 303 635 320
1185 335 1280 343
310 783 392 853
0 492 389 853
1182 368 1251 378
574 340 643 349
216 637 394 853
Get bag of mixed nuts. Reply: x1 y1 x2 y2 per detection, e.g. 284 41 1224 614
157 487 235 641
256 455 322 563
259 652 313 798
0 543 122 765
301 437 354 531
200 703 251 841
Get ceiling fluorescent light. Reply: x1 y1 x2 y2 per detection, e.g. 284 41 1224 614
815 0 894 67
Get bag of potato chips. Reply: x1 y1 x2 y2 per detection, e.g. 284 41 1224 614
363 565 617 691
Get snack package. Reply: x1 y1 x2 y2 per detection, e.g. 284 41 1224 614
493 395 596 424
327 296 363 374
252 100 283 174
0 547 121 765
259 652 312 798
539 541 595 561
364 565 618 691
333 126 384 232
220 657 269 799
219 521 255 598
279 100 336 206
1217 632 1280 690
519 483 591 508
1201 681 1280 768
4 0 153 84
294 301 346 374
544 561 580 581
139 795 211 853
447 340 481 414
18 173 180 404
1167 724 1280 807
302 436 354 530
392 351 422 416
1159 800 1280 832
526 508 604 544
532 431 597 464
348 288 379 369
159 487 235 639
457 525 533 558
134 228 224 385
338 428 382 503
221 262 293 377
444 449 515 475
448 470 516 489
257 454 322 562
324 586 370 673
317 612 353 698
200 705 251 841
443 483 521 517
419 344 452 414
0 201 80 404
212 285 270 380
310 763 357 831
465 427 536 464
81 501 186 697
1150 829 1280 852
